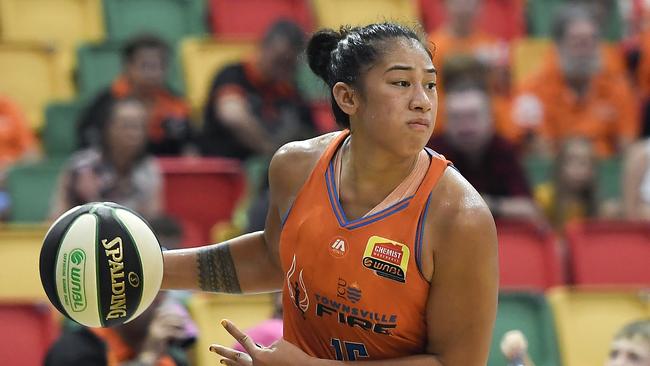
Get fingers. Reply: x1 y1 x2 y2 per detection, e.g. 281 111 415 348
221 319 256 353
209 344 252 365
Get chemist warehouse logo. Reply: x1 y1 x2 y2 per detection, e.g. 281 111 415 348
362 236 410 283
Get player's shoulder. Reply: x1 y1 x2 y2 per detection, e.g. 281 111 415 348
428 166 495 233
270 132 339 174
269 132 341 193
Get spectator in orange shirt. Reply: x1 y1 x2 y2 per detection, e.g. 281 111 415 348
514 4 638 157
428 0 500 132
78 34 195 156
0 94 39 219
428 0 499 74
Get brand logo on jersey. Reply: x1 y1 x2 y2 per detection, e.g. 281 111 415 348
337 278 362 304
315 293 398 336
362 236 410 283
328 237 348 258
286 254 309 315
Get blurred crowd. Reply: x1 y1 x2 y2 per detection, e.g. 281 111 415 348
2 1 650 233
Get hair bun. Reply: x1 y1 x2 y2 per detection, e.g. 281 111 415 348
306 29 343 82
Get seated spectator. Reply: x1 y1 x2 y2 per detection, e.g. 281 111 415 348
501 319 650 366
535 137 599 228
0 94 39 219
607 319 650 366
444 55 522 146
428 81 541 220
51 98 163 219
514 4 638 157
500 330 536 366
428 0 499 70
622 138 650 219
200 19 317 161
78 34 195 156
45 292 195 366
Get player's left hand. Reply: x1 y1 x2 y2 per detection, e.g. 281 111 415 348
210 319 312 366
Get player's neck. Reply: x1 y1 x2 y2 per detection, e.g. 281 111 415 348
342 134 418 198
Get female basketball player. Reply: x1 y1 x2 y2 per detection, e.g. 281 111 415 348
162 22 498 365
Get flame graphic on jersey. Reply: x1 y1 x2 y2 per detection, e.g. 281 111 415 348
286 254 309 314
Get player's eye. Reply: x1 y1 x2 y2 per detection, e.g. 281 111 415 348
425 82 437 90
392 81 410 87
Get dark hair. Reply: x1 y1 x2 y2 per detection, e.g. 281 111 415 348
122 33 170 64
551 4 599 42
307 22 432 128
262 19 306 51
442 55 488 94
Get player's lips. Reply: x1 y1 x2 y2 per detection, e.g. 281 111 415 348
406 118 431 130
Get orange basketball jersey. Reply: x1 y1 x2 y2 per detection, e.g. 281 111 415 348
280 130 449 360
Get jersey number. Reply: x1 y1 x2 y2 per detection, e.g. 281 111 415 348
330 338 369 361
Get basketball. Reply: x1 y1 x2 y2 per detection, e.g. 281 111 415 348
39 202 163 327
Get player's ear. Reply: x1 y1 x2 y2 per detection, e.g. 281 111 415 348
332 82 359 116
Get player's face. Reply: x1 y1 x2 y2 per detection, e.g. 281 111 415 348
606 338 650 366
353 38 437 157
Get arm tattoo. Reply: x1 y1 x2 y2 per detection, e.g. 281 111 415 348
197 244 242 293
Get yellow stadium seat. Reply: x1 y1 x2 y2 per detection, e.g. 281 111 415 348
0 225 49 300
0 43 73 128
512 38 552 85
311 0 418 29
0 0 104 46
188 293 275 366
180 37 255 112
548 287 650 366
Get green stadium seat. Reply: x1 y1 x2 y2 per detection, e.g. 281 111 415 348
296 61 329 102
523 155 553 188
488 291 561 366
597 156 622 201
43 102 82 158
6 159 66 222
76 42 185 101
103 0 206 44
548 287 650 366
526 0 623 41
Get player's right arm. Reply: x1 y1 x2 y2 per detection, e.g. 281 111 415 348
161 136 326 294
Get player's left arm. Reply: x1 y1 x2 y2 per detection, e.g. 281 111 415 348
423 191 499 365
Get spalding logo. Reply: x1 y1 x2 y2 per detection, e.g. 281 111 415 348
67 249 87 312
102 237 127 320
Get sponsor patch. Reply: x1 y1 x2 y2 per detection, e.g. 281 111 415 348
362 236 410 283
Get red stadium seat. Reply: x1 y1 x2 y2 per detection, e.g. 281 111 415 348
209 0 313 39
496 220 563 289
566 220 650 286
419 0 525 41
0 302 59 366
158 158 246 245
